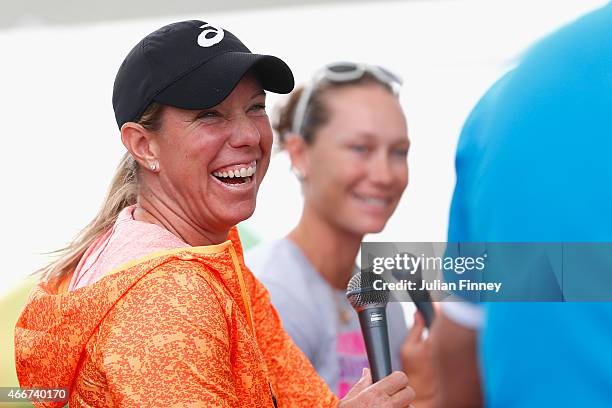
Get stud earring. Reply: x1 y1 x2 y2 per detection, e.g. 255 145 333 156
150 163 158 171
291 167 305 181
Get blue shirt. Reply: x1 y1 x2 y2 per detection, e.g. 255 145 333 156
448 4 612 406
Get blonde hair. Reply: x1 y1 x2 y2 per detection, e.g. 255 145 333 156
39 102 164 285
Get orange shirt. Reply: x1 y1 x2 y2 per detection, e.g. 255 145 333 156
15 228 339 407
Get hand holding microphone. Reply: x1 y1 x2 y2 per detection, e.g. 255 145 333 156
338 271 415 408
339 368 415 408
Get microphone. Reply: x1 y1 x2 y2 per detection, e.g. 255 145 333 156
390 252 435 328
346 271 392 382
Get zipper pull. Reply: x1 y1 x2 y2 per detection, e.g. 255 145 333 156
269 382 278 408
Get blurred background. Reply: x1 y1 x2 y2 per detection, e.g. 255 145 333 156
0 0 607 398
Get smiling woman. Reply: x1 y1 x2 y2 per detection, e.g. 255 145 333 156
247 62 434 405
120 74 273 245
13 21 415 408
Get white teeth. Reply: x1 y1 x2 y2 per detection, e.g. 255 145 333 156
213 164 257 179
369 198 385 206
359 196 387 207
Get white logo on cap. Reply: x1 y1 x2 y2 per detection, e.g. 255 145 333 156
197 23 224 47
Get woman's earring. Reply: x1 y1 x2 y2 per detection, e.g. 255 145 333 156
291 167 305 181
150 162 158 172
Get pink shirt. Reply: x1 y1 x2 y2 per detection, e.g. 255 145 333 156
68 205 188 291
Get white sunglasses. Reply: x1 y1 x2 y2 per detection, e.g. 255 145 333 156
291 62 403 135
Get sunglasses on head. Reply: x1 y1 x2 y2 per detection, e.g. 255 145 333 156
291 62 403 135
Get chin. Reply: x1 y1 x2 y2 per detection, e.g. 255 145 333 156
343 220 386 237
361 224 386 235
219 203 257 227
343 200 395 233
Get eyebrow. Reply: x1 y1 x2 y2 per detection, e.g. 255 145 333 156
351 132 411 146
251 90 266 99
351 132 376 141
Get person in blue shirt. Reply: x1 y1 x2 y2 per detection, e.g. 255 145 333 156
434 4 612 407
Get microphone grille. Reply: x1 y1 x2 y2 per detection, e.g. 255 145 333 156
346 271 390 309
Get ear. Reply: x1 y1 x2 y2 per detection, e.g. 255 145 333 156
284 133 310 180
120 122 160 171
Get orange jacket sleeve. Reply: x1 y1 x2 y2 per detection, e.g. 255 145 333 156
97 264 238 408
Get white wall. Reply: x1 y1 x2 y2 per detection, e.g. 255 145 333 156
0 0 606 295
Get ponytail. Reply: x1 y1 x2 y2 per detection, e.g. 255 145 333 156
38 102 163 285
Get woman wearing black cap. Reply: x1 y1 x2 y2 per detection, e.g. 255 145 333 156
14 21 414 407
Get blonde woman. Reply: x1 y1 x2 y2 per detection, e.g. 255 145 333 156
248 63 435 406
14 21 415 408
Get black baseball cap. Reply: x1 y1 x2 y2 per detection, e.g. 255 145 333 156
112 20 294 128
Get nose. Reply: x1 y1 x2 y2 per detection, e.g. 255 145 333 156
228 114 261 148
368 150 394 186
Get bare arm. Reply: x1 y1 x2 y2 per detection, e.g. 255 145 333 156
430 312 483 408
401 312 436 408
